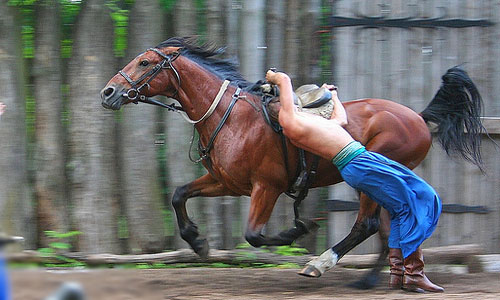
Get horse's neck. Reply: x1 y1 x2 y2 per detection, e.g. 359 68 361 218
173 59 262 141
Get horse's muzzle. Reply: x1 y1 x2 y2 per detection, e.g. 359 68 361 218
100 86 124 110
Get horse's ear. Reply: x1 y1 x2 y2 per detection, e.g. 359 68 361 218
163 46 183 54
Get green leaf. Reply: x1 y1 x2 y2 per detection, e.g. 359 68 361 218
38 248 54 255
49 242 71 250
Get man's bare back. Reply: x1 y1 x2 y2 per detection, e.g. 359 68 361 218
265 71 354 161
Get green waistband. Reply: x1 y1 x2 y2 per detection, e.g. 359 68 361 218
331 141 366 171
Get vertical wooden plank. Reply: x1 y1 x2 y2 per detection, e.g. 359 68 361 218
489 2 500 115
487 134 500 253
240 196 251 245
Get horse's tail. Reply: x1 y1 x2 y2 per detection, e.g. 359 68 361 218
420 66 485 170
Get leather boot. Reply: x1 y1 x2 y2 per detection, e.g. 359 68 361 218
403 247 444 293
388 248 404 289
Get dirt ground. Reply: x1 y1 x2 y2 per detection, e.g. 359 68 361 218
9 267 500 300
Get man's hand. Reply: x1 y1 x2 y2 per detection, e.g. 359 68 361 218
0 102 5 116
266 70 290 86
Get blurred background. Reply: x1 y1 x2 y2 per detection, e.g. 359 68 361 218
0 0 499 256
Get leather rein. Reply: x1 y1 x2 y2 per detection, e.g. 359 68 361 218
117 48 242 162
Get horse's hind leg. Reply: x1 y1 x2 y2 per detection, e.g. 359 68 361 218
299 192 380 277
349 208 391 289
172 174 236 258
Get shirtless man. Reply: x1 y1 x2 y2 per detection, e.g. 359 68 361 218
265 70 443 293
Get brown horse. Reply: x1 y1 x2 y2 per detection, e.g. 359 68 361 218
101 37 483 287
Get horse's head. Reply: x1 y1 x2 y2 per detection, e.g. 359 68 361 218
100 47 182 110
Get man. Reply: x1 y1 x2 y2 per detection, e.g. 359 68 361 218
265 70 443 293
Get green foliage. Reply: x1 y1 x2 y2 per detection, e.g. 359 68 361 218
319 0 333 84
159 0 177 12
61 0 82 58
38 230 86 268
117 216 129 239
8 0 37 5
208 262 232 268
276 262 300 269
44 230 82 239
7 0 35 58
107 0 130 57
273 245 309 256
236 242 307 256
194 0 206 43
235 242 252 249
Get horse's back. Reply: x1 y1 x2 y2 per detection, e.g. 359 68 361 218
344 98 431 169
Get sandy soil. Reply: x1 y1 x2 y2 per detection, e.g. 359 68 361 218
10 267 500 300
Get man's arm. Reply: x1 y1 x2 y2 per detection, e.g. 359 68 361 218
265 70 295 115
330 93 348 127
321 84 347 127
266 70 306 138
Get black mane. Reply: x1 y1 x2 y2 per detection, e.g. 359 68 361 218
157 37 260 92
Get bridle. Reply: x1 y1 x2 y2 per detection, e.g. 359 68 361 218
116 47 244 163
119 47 181 106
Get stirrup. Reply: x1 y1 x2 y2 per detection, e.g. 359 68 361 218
292 170 308 192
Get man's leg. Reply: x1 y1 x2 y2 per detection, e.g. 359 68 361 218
403 247 444 293
0 256 9 300
388 218 404 289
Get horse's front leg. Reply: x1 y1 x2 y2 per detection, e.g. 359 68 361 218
299 192 381 277
244 183 316 247
172 173 236 258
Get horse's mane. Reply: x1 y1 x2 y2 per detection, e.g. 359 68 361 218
156 37 262 93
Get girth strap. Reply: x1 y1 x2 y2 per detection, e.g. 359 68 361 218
193 87 243 163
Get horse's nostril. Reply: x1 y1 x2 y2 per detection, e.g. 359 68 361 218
102 87 115 99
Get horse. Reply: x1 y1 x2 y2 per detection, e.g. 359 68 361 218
101 37 484 288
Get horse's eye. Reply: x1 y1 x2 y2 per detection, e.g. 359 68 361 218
140 60 149 67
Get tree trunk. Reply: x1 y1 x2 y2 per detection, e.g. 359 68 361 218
120 0 166 254
283 0 300 81
224 0 239 58
0 1 35 248
205 0 232 250
33 0 68 247
240 0 266 82
296 0 322 253
297 0 321 86
265 0 285 70
167 0 200 249
67 0 119 253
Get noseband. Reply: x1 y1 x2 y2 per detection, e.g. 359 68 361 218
119 48 181 103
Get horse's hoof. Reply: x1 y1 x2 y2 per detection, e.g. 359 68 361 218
194 239 209 259
348 279 377 290
298 265 322 278
295 219 320 234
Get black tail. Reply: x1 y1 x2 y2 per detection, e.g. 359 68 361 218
421 67 485 170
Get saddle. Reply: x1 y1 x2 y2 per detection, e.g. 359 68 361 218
262 84 335 121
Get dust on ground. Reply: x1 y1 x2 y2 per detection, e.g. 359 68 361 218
10 267 500 300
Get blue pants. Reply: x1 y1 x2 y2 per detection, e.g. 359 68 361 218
0 257 9 300
340 151 442 258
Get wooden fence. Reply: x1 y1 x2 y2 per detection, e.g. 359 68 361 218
324 0 500 254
